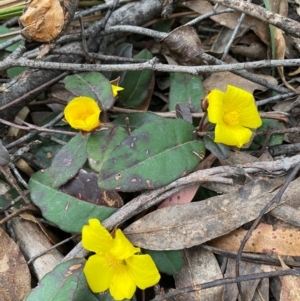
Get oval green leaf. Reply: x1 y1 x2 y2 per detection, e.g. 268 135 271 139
87 126 128 172
49 132 88 188
169 73 204 112
118 49 154 107
98 118 205 191
25 258 99 301
203 135 230 159
63 72 115 110
113 112 164 130
143 249 183 275
29 170 116 233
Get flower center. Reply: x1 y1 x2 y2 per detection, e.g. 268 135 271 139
223 111 239 126
105 253 123 270
77 111 90 121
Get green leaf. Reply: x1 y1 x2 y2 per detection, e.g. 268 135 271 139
143 249 183 275
25 258 99 301
87 126 128 172
48 133 88 188
253 118 284 147
63 72 115 110
0 26 24 52
203 135 230 159
169 73 204 112
119 49 154 107
113 112 164 130
98 118 205 191
7 67 28 79
29 170 116 233
103 43 133 80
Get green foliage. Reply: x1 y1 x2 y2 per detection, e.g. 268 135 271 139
118 49 154 107
29 170 116 233
203 135 231 159
24 258 100 301
113 112 164 130
7 67 28 79
49 133 89 188
169 73 204 112
98 118 205 191
251 118 284 149
87 126 128 172
143 249 183 275
0 26 24 52
63 72 115 110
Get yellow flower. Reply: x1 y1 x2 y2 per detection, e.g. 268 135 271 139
111 84 124 97
82 219 160 300
64 97 101 131
207 85 262 148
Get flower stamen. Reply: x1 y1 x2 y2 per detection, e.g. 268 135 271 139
223 111 239 126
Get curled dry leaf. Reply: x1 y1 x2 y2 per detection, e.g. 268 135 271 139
19 0 79 43
161 25 203 63
0 227 31 301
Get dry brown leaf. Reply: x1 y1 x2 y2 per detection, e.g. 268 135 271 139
174 247 224 301
278 256 300 301
209 223 300 256
0 227 31 301
203 71 278 94
158 183 200 209
124 176 292 250
183 0 270 45
224 258 274 301
19 0 78 43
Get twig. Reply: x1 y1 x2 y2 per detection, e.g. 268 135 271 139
0 72 69 112
0 117 76 136
221 0 251 60
150 269 300 301
235 164 300 297
27 234 79 265
212 0 300 38
0 204 38 225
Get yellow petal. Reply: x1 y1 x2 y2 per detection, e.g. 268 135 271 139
111 85 124 97
64 96 101 131
223 85 262 128
82 219 113 254
126 254 160 289
214 123 253 148
238 103 262 129
207 89 225 124
84 254 114 293
110 264 136 300
222 85 248 113
111 229 140 260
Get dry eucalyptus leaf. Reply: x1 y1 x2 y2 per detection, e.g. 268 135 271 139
174 247 224 301
124 177 293 250
224 258 274 301
0 227 31 301
278 256 300 301
183 0 270 45
203 71 278 94
209 223 300 256
158 183 199 209
161 25 203 63
19 0 79 43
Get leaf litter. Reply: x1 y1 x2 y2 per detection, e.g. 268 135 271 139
2 0 300 300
